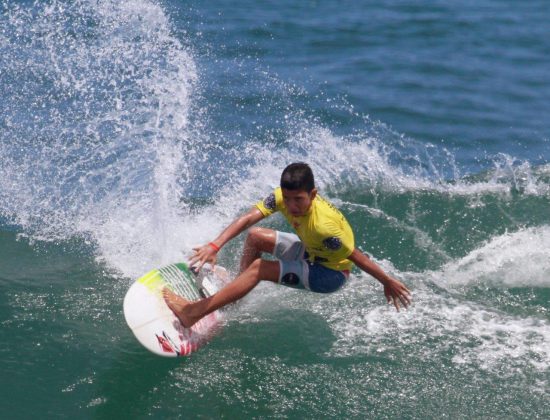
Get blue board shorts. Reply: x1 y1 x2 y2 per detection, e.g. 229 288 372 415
274 231 349 294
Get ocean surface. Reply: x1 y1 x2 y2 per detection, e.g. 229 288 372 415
1 0 549 418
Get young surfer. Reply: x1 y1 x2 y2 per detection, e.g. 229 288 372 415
164 162 411 327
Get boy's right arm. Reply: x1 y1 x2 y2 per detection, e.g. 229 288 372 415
348 248 411 311
189 207 265 270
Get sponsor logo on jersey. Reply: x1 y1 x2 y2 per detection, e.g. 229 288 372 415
263 193 276 210
323 236 342 251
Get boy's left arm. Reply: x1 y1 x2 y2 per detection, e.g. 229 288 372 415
348 248 411 311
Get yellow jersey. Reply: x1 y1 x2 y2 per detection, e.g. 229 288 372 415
255 187 354 271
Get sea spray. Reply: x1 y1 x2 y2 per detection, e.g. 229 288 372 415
1 0 550 280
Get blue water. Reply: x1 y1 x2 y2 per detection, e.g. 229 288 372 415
1 0 549 418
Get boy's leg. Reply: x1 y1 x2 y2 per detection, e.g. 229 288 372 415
164 258 280 328
239 227 277 273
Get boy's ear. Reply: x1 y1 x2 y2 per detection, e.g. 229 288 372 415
310 188 317 200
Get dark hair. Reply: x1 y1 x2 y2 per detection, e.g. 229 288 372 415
280 162 315 192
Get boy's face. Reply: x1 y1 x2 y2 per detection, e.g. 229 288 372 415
281 188 317 217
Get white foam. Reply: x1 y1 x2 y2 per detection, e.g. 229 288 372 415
322 275 550 380
437 226 550 288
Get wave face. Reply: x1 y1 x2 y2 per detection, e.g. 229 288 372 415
0 0 549 418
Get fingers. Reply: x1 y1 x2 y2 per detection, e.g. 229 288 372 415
189 246 203 263
395 287 411 308
400 291 412 308
189 254 199 266
191 253 208 272
392 295 400 311
188 244 217 272
194 260 205 272
199 254 217 271
385 289 400 311
384 282 412 312
395 290 411 310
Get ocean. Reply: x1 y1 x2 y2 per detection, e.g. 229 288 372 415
1 0 549 418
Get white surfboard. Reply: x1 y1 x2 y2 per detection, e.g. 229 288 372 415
123 262 226 357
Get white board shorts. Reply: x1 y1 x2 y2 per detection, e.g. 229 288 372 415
274 231 349 294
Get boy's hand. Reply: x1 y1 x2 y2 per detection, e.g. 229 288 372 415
383 277 411 311
189 243 218 272
347 248 412 311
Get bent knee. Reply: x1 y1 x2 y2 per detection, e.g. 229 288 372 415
248 257 263 270
246 227 264 242
247 227 271 241
245 227 276 252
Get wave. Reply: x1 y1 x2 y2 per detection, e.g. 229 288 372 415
436 225 550 288
327 282 550 377
1 0 550 280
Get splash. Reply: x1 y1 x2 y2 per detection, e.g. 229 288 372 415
437 226 550 288
1 0 549 280
327 285 550 376
0 0 199 273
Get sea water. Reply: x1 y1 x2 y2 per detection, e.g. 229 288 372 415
1 0 549 418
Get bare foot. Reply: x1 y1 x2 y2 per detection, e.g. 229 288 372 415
162 288 198 328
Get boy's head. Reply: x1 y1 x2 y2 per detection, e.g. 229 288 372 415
280 162 315 192
280 163 317 217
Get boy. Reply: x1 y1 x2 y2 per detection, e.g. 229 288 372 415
164 162 411 327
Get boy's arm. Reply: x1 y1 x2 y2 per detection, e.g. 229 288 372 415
189 207 265 270
348 248 411 311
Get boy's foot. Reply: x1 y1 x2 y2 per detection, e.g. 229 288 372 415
162 288 199 328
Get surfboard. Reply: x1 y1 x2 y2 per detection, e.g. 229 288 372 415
123 262 226 357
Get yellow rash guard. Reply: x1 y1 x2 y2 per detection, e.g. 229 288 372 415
255 187 354 271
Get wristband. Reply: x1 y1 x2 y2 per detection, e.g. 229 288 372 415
208 242 220 252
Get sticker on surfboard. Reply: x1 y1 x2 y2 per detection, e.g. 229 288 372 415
123 262 226 357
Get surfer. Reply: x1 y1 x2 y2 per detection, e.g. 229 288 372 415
164 162 411 328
